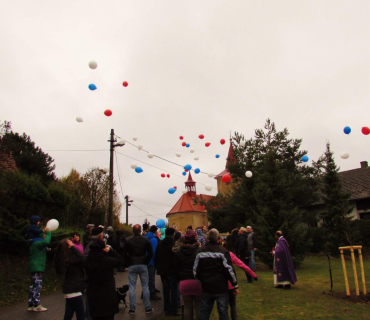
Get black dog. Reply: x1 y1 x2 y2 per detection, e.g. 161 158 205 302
117 284 129 308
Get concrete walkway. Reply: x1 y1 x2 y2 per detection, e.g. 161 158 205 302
0 271 165 320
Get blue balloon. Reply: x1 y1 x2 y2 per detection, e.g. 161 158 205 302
88 84 97 91
168 187 176 194
184 164 192 171
215 154 220 158
182 171 186 176
156 219 166 228
343 126 351 134
186 143 190 148
135 167 143 173
301 155 309 163
194 168 200 174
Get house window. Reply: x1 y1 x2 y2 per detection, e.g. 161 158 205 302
360 212 370 220
356 199 370 212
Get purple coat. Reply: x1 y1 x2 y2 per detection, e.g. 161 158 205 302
274 237 297 284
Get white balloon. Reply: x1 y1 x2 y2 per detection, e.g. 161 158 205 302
245 171 253 178
103 167 109 173
208 173 214 178
182 189 187 194
240 141 246 147
46 219 59 231
341 152 350 159
175 153 181 157
205 184 212 191
133 137 137 141
89 61 97 69
131 164 137 169
190 150 195 153
138 145 143 151
148 153 154 159
76 117 83 123
118 139 125 145
194 157 199 161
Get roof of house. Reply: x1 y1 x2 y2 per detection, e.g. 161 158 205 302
166 193 213 216
0 149 17 174
215 142 235 179
338 166 370 200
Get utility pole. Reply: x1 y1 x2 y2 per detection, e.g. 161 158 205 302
125 195 134 225
107 129 125 228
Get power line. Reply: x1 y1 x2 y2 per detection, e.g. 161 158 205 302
131 203 164 219
44 149 109 152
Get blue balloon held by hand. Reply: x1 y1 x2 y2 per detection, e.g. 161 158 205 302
194 168 200 174
88 84 97 91
135 167 143 173
168 187 176 194
215 154 220 158
184 164 192 171
156 219 166 228
301 155 309 163
182 171 186 176
343 126 351 135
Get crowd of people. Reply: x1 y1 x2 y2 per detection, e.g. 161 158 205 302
26 215 297 320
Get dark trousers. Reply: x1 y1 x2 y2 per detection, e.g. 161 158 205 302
241 258 253 282
64 296 85 320
228 289 237 320
148 266 156 294
161 275 179 315
200 292 229 320
91 316 114 320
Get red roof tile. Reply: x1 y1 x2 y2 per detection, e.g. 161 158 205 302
166 193 212 216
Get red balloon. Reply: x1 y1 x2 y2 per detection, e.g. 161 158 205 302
179 136 184 140
205 142 211 147
161 173 165 178
122 81 128 87
167 174 170 178
174 186 177 189
222 174 231 183
199 134 204 139
185 169 189 172
362 127 370 135
220 139 225 145
104 109 112 117
182 142 186 147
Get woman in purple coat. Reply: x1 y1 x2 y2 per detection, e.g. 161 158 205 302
272 231 297 289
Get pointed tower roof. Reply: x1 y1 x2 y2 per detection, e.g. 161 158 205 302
215 141 235 179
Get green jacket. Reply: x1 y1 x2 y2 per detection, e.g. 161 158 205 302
28 231 51 273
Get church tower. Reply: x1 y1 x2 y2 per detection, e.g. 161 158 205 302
185 171 196 197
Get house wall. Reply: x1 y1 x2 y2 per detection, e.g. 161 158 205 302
167 212 208 232
216 177 233 195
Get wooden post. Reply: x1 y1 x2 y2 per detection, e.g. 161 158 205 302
358 248 367 295
350 247 360 296
340 249 350 296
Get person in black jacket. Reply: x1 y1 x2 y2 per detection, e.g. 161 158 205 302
175 231 201 320
194 229 238 320
83 224 94 249
115 230 126 272
123 224 154 315
235 227 253 283
155 228 180 317
54 239 86 320
82 227 124 320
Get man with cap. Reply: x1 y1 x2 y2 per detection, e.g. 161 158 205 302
145 225 161 300
83 224 94 249
83 226 124 320
235 227 253 282
155 228 180 317
123 224 154 315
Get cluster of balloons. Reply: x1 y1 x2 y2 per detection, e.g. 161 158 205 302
161 173 170 178
131 164 143 173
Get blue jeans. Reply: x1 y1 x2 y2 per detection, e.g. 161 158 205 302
64 296 85 320
147 266 156 294
161 275 179 315
128 265 151 311
201 292 229 320
250 250 256 271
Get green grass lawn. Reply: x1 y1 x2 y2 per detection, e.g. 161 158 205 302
162 256 370 320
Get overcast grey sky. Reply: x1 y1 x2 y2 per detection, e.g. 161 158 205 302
1 1 370 226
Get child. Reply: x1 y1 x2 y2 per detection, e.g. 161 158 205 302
25 215 44 242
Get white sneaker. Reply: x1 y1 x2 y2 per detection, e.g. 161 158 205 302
33 305 47 312
27 306 34 311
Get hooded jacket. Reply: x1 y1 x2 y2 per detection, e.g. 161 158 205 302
25 215 44 240
63 246 86 294
83 239 124 318
175 242 200 281
145 231 158 267
155 237 176 277
29 231 51 273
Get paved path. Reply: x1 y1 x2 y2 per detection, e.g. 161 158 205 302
0 271 165 320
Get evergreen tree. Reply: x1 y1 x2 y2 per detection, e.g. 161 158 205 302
200 119 319 267
317 143 354 254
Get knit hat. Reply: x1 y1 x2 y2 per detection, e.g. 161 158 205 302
91 226 104 236
107 226 113 232
185 231 197 244
165 228 176 236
